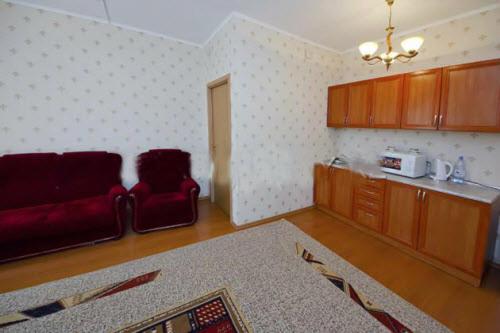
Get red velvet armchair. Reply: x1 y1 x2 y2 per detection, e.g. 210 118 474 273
130 149 200 233
0 152 127 263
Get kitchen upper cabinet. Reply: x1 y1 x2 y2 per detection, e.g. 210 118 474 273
330 168 353 219
371 75 404 128
382 181 420 248
313 164 331 209
401 69 442 130
417 190 490 276
327 85 349 127
347 80 372 128
439 59 500 132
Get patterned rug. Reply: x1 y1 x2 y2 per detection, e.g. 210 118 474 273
0 220 450 333
115 289 251 333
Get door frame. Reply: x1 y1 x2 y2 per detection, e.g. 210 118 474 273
207 74 232 219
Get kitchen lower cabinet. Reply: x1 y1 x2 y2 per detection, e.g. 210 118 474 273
313 164 331 209
417 189 490 276
313 164 497 286
383 181 420 248
329 167 354 219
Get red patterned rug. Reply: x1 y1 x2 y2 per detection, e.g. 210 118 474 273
115 288 251 333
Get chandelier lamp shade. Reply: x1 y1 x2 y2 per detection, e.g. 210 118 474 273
358 0 424 70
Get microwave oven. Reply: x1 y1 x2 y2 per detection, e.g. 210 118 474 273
380 149 427 178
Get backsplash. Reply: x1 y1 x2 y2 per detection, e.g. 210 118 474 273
334 6 500 189
333 129 500 188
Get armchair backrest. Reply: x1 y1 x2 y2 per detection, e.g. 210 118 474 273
137 149 191 193
0 151 123 210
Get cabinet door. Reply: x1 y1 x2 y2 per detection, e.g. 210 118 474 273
347 80 372 127
417 190 490 275
401 69 442 130
313 164 331 208
371 75 404 128
330 168 353 219
440 59 500 132
327 85 348 127
382 181 420 248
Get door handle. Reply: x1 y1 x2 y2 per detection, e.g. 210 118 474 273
417 189 421 200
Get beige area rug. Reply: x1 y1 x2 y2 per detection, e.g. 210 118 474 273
0 220 450 332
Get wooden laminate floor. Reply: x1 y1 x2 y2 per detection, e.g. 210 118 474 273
0 201 499 333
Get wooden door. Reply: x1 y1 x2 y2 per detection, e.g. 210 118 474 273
330 168 353 219
327 85 348 127
401 69 442 130
371 75 404 128
382 181 420 248
417 190 490 275
313 164 331 208
439 59 500 132
210 81 231 215
347 80 372 128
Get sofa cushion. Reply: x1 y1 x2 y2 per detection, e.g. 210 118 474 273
59 152 122 201
137 150 191 193
0 195 116 244
138 192 193 230
0 153 59 210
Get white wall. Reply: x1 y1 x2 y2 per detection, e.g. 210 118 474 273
1 2 499 230
335 7 500 188
205 16 340 224
0 2 210 193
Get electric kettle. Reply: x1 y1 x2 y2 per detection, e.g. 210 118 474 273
431 159 453 181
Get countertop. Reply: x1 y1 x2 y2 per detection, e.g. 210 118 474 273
319 162 500 204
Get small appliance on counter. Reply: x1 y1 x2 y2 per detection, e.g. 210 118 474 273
380 147 427 178
431 158 454 181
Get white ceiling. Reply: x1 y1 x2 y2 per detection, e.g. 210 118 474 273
7 0 500 51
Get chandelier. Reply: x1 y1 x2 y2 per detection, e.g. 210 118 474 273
358 0 424 70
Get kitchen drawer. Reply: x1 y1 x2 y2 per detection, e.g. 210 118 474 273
355 195 383 212
355 186 384 201
354 206 382 231
355 176 386 190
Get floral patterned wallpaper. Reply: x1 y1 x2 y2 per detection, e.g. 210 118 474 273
334 7 500 188
0 2 210 192
1 1 499 228
206 16 341 224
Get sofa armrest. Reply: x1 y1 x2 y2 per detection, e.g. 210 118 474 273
180 177 200 197
108 184 127 200
129 181 152 203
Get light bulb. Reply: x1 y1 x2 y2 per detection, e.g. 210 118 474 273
358 42 378 57
401 36 424 53
380 52 399 63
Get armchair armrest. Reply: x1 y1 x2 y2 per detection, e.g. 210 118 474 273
180 177 200 197
129 181 152 203
108 184 127 200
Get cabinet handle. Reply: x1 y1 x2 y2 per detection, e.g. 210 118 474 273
422 191 427 201
417 189 421 200
438 115 443 127
432 114 438 126
344 115 347 126
365 212 375 217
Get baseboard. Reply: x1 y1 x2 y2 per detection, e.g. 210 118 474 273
231 206 314 230
198 196 210 201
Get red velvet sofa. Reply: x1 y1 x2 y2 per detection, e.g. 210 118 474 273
0 152 127 263
130 149 200 233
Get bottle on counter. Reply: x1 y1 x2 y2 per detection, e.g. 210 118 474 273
451 156 466 184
